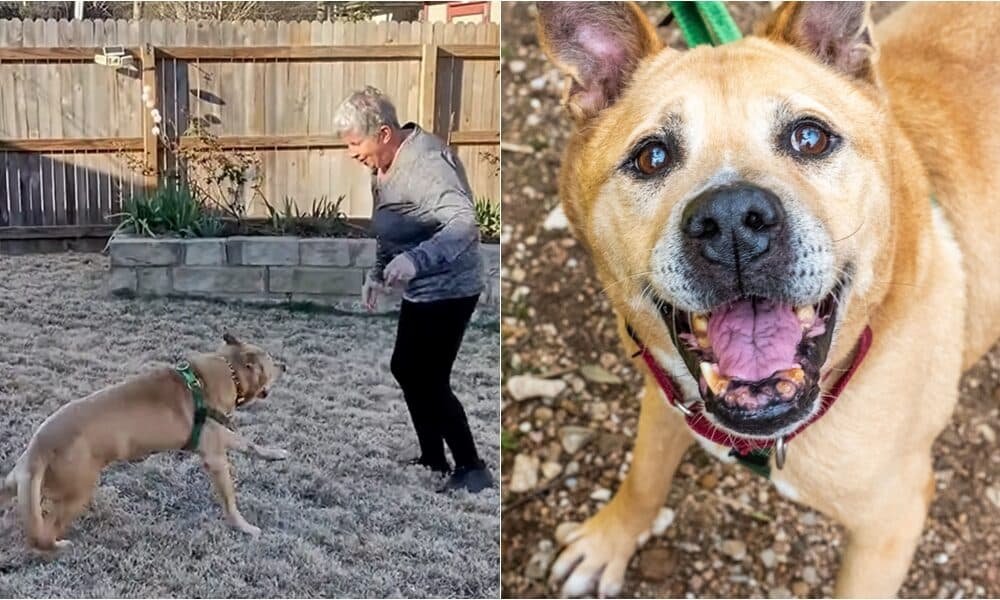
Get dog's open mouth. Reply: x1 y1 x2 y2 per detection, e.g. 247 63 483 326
655 278 848 437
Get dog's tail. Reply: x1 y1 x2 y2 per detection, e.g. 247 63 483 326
15 451 54 550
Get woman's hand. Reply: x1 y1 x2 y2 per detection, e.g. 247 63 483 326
383 253 417 287
361 278 381 312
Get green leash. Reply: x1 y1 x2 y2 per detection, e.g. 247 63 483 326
176 361 231 451
667 1 743 47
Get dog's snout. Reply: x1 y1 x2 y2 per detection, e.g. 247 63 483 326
682 184 784 267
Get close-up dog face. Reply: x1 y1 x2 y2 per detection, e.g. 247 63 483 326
218 333 285 404
540 2 895 438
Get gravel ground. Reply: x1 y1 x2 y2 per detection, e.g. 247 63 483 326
499 3 1000 598
0 252 500 598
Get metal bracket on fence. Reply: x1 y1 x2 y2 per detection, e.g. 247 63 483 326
94 46 137 71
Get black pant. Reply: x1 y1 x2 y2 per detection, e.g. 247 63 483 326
390 294 482 470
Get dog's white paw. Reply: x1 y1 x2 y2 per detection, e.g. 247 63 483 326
241 524 261 537
53 539 73 550
549 516 643 598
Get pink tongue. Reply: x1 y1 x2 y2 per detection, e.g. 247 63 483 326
707 299 803 381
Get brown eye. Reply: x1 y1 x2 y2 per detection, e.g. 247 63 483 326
790 122 830 156
634 142 671 176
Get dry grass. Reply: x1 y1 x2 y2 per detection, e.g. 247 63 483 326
0 252 500 598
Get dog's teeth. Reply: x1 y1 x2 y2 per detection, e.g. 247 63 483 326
700 362 728 395
691 314 709 334
796 305 815 326
776 381 796 399
696 332 711 349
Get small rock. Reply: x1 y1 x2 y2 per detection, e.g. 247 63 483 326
509 454 539 493
508 59 526 74
791 581 810 598
769 586 793 599
507 375 566 401
721 539 747 561
638 547 676 582
802 566 819 585
518 421 532 433
977 423 996 444
555 521 580 544
580 364 623 384
559 426 595 454
590 401 609 421
543 205 569 231
534 406 554 423
935 552 949 565
529 75 548 91
510 267 526 282
525 549 554 581
800 512 818 526
590 488 612 502
541 461 562 481
689 574 704 592
651 508 676 536
565 461 580 476
758 548 777 570
988 486 1000 509
699 472 719 490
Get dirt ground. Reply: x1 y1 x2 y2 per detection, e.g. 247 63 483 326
0 252 500 598
499 2 1000 598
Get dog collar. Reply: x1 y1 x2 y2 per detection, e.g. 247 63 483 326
221 357 248 406
626 324 873 478
175 361 232 452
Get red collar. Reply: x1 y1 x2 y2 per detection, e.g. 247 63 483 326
632 325 873 456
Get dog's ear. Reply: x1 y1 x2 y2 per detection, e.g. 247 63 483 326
223 333 241 346
760 1 877 83
537 1 663 123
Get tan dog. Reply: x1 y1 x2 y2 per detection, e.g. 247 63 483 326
536 1 1000 597
1 334 288 550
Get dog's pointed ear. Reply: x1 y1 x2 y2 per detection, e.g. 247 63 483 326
223 333 241 346
760 1 877 83
537 1 663 123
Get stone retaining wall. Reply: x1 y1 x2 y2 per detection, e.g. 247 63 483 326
108 236 501 315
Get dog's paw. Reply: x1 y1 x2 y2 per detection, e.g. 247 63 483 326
240 523 262 537
53 539 73 550
549 514 644 598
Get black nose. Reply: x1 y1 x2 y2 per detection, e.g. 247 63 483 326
681 184 784 268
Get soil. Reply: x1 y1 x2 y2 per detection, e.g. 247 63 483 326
499 3 1000 598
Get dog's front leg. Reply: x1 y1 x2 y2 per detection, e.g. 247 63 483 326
834 463 935 597
201 452 261 536
550 381 694 597
219 428 289 461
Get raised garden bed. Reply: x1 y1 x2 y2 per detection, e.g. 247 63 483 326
107 235 501 315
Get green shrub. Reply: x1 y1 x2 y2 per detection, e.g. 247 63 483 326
475 196 500 241
105 181 216 247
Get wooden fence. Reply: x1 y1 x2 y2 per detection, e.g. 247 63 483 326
0 18 500 240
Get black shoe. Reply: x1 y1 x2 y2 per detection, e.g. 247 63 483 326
438 463 494 494
404 456 452 474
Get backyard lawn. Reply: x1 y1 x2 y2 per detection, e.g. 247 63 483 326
0 252 500 598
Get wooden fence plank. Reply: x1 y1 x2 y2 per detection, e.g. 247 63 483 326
0 19 499 230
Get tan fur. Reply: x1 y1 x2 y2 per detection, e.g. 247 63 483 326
1 335 288 550
539 2 1000 597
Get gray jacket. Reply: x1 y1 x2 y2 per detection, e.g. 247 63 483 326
369 123 484 303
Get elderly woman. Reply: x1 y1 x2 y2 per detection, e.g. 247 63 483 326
333 86 493 494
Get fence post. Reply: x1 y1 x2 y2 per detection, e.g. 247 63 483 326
419 43 438 134
139 44 160 190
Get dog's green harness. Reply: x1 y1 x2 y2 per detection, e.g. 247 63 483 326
175 361 231 451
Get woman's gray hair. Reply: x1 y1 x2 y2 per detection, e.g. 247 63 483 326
333 86 401 137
